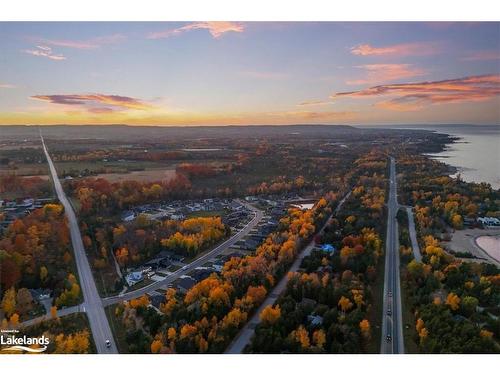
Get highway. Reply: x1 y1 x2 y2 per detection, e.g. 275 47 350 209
406 206 422 262
381 157 404 354
102 202 263 306
226 190 351 354
40 132 118 354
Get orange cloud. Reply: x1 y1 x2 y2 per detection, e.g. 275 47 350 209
333 74 500 111
147 22 244 39
298 100 333 106
23 45 66 61
347 64 426 85
31 94 152 112
350 42 439 57
37 34 126 50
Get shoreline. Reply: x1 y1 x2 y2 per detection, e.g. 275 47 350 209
424 128 500 189
475 235 500 264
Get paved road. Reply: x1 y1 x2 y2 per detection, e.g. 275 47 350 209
102 201 264 306
19 304 85 328
381 157 404 354
406 206 422 262
40 132 117 354
226 191 352 354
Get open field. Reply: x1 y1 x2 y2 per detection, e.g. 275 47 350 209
0 163 49 177
95 168 177 183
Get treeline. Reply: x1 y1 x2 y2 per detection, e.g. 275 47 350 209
0 174 52 198
0 204 81 322
68 175 193 217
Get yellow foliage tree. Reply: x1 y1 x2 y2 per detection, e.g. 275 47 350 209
151 339 162 353
480 329 493 339
1 287 16 317
312 329 326 349
359 319 371 341
445 292 461 311
260 305 281 325
338 296 353 313
291 325 310 349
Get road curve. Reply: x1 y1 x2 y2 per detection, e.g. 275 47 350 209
40 131 117 354
226 191 352 354
381 157 404 354
102 201 263 306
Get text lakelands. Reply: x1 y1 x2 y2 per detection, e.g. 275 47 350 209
1 334 50 346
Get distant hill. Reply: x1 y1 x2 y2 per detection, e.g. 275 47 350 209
0 124 363 141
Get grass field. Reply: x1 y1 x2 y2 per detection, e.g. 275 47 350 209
95 168 177 183
0 163 50 177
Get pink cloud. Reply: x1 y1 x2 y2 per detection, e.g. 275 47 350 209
333 74 500 111
31 93 151 112
347 64 426 85
23 45 66 61
461 50 499 61
350 42 439 57
30 34 126 50
147 22 244 39
0 83 15 89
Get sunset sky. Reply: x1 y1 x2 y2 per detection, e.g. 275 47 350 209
0 22 499 126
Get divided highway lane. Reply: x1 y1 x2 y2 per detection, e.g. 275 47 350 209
405 206 422 262
102 201 263 306
40 132 117 354
381 157 404 354
226 190 352 354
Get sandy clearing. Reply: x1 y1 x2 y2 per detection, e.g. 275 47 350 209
445 227 500 266
476 235 500 263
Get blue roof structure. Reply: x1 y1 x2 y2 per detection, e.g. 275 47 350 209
320 244 336 253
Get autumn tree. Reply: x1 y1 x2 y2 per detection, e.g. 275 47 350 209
445 292 461 311
338 296 353 313
16 288 33 316
290 325 310 349
312 329 326 349
1 287 16 317
359 319 371 341
260 305 281 325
